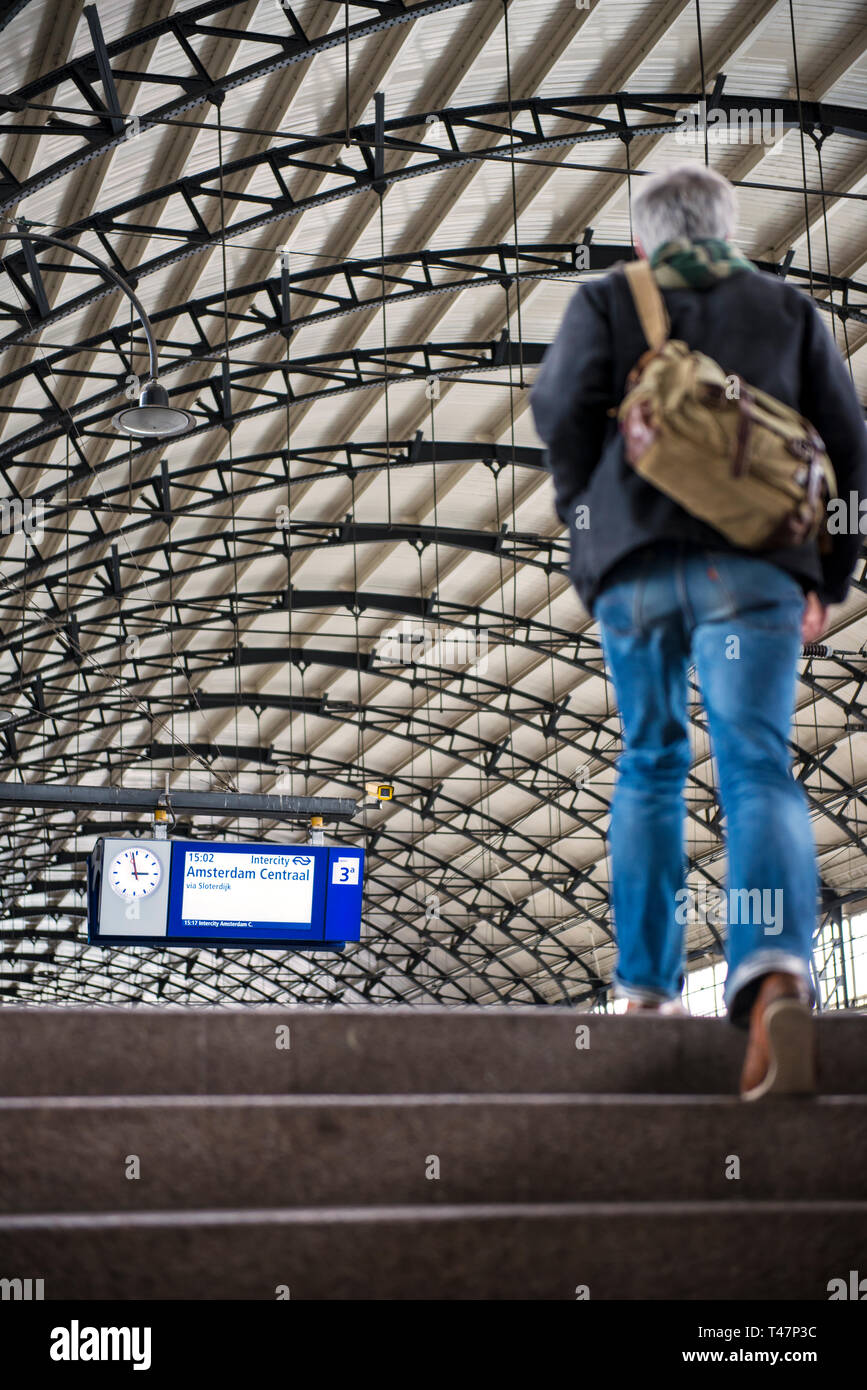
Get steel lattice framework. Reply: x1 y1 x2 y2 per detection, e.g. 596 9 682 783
0 0 866 1010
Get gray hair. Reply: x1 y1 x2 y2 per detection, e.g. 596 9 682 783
631 163 737 255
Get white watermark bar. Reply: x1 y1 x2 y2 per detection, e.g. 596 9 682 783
377 620 489 672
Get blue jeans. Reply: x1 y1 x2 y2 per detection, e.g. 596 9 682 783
594 543 817 1026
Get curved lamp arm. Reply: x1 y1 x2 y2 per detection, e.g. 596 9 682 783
0 229 159 381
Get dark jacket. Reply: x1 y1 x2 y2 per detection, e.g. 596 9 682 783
529 264 867 613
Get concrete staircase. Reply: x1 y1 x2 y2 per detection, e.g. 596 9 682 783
0 1007 865 1299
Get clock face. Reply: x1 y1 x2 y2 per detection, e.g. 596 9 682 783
108 847 162 900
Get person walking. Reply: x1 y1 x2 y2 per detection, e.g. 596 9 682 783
530 163 867 1098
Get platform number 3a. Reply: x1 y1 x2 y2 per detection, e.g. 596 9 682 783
331 857 360 885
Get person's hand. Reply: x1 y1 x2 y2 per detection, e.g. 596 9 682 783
801 591 828 644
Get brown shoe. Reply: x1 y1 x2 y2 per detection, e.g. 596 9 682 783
739 971 815 1101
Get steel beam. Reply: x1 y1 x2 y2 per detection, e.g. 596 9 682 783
0 782 358 820
0 0 476 209
0 333 545 463
5 238 862 386
4 93 866 335
3 242 864 466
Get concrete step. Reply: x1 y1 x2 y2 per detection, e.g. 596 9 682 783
1 1007 865 1096
3 1094 865 1214
1 1200 863 1299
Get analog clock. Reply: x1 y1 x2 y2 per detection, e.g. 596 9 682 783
108 847 162 900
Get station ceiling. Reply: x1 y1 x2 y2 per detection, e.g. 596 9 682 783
0 0 865 1006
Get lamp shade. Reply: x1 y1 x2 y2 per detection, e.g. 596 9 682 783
112 381 194 438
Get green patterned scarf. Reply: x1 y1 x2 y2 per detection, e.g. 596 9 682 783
649 236 757 289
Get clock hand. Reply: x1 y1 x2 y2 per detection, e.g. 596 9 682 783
130 856 140 879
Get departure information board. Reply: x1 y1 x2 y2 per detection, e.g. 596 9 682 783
87 838 364 949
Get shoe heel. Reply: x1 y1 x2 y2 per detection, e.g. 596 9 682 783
742 998 816 1101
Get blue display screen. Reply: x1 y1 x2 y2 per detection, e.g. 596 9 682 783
166 841 363 943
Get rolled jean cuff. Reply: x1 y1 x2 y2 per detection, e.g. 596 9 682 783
725 950 814 1028
613 977 680 1006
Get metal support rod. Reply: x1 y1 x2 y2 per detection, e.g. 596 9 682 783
16 219 49 317
84 3 125 136
373 90 385 191
0 782 358 821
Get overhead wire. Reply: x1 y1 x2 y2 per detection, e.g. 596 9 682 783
216 100 244 800
788 0 815 301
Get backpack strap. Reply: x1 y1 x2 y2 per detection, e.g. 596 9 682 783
623 260 670 351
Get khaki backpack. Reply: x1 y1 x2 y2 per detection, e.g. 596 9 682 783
616 260 836 551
